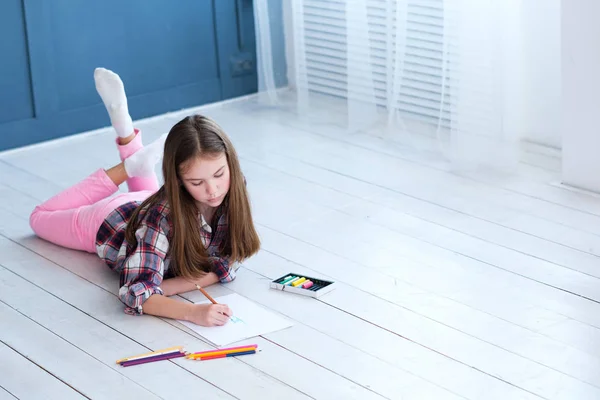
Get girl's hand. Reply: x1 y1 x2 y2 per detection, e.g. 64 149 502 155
187 303 233 327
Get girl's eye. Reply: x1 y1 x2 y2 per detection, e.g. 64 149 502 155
215 173 224 178
192 181 203 186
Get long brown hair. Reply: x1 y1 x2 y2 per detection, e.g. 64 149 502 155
125 115 260 279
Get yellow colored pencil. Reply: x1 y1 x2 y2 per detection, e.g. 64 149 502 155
187 346 258 359
116 346 183 364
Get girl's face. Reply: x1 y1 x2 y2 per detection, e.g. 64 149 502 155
180 154 231 209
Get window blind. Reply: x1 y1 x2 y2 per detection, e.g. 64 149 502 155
296 0 449 124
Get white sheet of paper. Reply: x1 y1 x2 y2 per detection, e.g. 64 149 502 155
179 293 293 347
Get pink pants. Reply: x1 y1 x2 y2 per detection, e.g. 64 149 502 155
29 130 159 253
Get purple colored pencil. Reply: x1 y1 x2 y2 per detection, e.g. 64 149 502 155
117 350 182 364
119 349 183 364
120 352 186 367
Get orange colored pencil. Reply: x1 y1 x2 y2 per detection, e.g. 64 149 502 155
199 350 256 361
194 284 237 320
188 344 257 357
187 346 257 359
195 284 217 304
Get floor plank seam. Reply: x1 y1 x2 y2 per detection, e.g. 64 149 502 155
0 299 159 399
254 247 600 391
156 318 317 400
257 246 600 355
259 222 600 309
237 260 535 396
0 160 63 199
268 148 600 239
1 336 93 399
0 386 18 400
266 109 599 218
260 337 396 400
0 241 309 400
0 257 238 399
255 289 469 399
242 150 600 273
313 302 549 400
332 206 600 281
173 290 405 399
240 261 543 398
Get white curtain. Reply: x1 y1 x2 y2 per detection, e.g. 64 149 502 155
253 0 561 171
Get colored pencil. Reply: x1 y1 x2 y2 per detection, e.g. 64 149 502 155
195 284 218 304
188 344 258 356
187 344 258 357
120 352 186 367
116 346 183 364
120 351 184 364
120 351 185 367
188 347 257 360
120 349 183 362
188 344 258 357
192 350 256 361
195 284 231 317
187 345 258 359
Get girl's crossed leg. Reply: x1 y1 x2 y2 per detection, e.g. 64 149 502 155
29 68 166 253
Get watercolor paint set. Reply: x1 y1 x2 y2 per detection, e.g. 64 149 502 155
270 273 335 298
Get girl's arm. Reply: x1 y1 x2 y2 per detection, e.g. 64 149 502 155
161 272 220 297
142 294 232 326
161 256 238 297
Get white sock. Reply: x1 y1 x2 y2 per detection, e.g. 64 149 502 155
124 133 168 177
94 68 134 138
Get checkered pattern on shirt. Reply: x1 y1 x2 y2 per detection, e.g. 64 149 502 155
95 198 235 315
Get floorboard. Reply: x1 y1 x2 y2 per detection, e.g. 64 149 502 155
0 299 159 399
0 342 85 400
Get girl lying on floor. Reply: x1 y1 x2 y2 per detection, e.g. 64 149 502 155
29 68 260 327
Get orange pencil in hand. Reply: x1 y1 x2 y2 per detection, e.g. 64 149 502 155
195 284 218 304
195 284 238 321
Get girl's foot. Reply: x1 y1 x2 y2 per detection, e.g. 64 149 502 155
124 133 168 177
94 67 134 139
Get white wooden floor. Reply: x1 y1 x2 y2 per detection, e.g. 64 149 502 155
2 92 600 400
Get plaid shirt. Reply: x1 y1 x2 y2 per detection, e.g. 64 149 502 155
95 198 236 315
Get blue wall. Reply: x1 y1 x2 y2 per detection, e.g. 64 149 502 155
0 0 258 152
0 0 35 128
